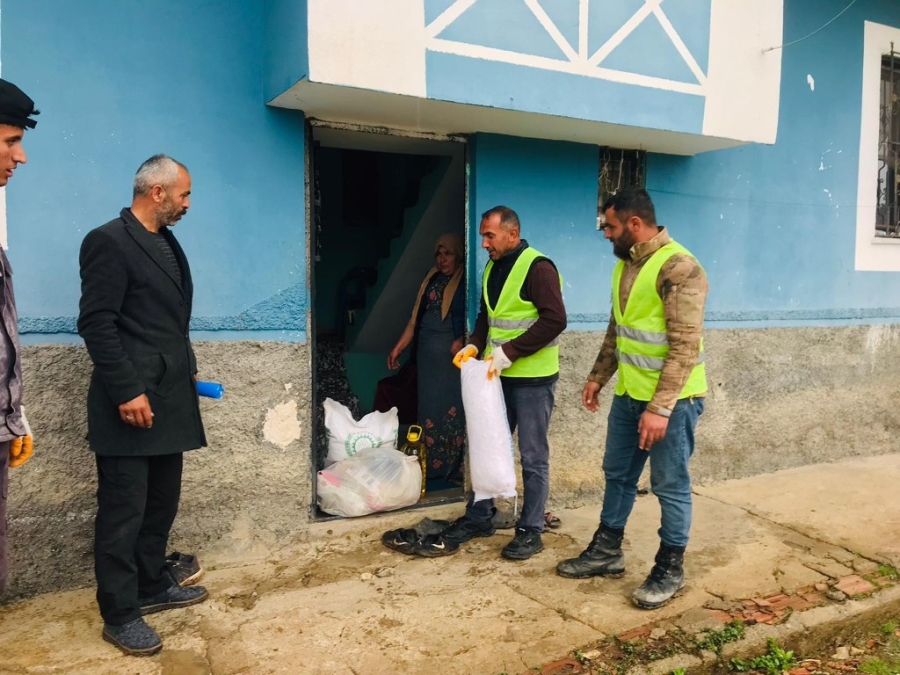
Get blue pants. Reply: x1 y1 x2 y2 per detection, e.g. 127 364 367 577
466 380 556 532
600 394 704 548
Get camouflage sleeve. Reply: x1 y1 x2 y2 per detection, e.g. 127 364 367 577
586 315 618 387
648 254 708 413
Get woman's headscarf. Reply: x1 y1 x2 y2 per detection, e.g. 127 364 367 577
409 232 465 325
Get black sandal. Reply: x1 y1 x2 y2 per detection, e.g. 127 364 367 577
544 512 562 529
381 528 421 555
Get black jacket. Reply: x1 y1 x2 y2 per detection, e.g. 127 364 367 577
78 208 206 456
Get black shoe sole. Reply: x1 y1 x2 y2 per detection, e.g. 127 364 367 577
415 544 460 558
632 586 685 610
140 588 209 615
501 543 544 560
555 568 626 579
102 630 162 657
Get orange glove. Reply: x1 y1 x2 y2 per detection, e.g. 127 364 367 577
452 344 478 369
9 407 33 468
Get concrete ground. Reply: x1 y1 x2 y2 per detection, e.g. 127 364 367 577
0 454 898 675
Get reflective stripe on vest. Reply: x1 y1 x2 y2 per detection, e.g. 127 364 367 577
612 240 707 401
485 246 561 379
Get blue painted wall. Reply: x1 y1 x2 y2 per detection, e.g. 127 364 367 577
469 1 900 330
3 0 307 340
467 134 606 328
648 0 900 325
264 0 308 102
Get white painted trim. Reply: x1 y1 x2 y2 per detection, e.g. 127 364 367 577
425 0 478 39
578 0 589 61
524 0 578 62
588 0 659 67
855 21 900 271
427 38 705 96
652 4 707 85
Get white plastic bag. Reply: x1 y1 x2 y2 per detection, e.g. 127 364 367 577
316 447 422 517
323 398 399 466
460 359 517 502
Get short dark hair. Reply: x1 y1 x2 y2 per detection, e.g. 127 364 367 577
481 205 520 231
601 188 656 225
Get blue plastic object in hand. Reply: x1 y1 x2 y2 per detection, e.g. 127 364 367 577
196 380 224 399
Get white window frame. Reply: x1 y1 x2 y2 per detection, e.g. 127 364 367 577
856 21 900 271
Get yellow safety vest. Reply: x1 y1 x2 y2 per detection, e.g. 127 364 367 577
612 240 707 401
484 247 561 379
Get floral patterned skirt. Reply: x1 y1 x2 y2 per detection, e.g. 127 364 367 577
416 313 466 480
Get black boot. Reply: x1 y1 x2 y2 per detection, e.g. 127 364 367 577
556 524 625 579
632 543 685 609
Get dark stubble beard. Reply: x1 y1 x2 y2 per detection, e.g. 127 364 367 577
612 230 636 261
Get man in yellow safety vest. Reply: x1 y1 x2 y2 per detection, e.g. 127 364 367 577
556 188 708 610
441 206 567 561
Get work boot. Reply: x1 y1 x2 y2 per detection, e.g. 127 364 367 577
631 543 685 609
556 523 625 579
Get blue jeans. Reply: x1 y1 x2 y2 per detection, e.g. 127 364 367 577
466 380 556 531
600 394 704 548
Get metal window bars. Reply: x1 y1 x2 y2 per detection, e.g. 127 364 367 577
597 147 647 229
877 45 900 237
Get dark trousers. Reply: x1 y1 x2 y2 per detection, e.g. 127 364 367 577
466 380 556 531
94 452 183 625
0 441 8 595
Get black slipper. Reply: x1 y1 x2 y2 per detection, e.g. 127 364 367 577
381 528 420 555
414 533 460 558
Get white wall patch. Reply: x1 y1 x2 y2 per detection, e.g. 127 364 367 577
807 74 815 91
263 400 301 450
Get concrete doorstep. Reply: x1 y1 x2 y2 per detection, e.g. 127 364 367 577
0 454 898 675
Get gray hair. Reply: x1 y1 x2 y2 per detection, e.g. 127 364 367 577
133 154 188 198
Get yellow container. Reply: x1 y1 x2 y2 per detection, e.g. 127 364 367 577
400 425 427 499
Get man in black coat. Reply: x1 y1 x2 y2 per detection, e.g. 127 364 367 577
78 154 208 657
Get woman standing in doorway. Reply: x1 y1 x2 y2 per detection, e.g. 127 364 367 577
387 233 466 482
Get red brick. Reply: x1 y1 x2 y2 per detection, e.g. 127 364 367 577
766 595 793 612
800 592 826 606
752 597 772 608
788 669 810 675
617 625 651 642
785 597 815 612
705 609 734 624
814 583 828 591
834 575 876 597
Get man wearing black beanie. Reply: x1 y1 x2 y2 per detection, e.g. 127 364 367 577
0 77 39 597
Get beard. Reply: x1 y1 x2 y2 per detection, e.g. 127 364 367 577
612 230 636 261
156 197 185 227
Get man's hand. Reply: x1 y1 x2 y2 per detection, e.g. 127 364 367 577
450 337 464 357
9 408 33 468
638 410 669 451
453 344 478 369
119 394 154 429
486 346 512 380
582 381 601 412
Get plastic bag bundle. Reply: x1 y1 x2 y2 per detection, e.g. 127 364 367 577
460 359 516 502
323 398 399 466
317 447 422 518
